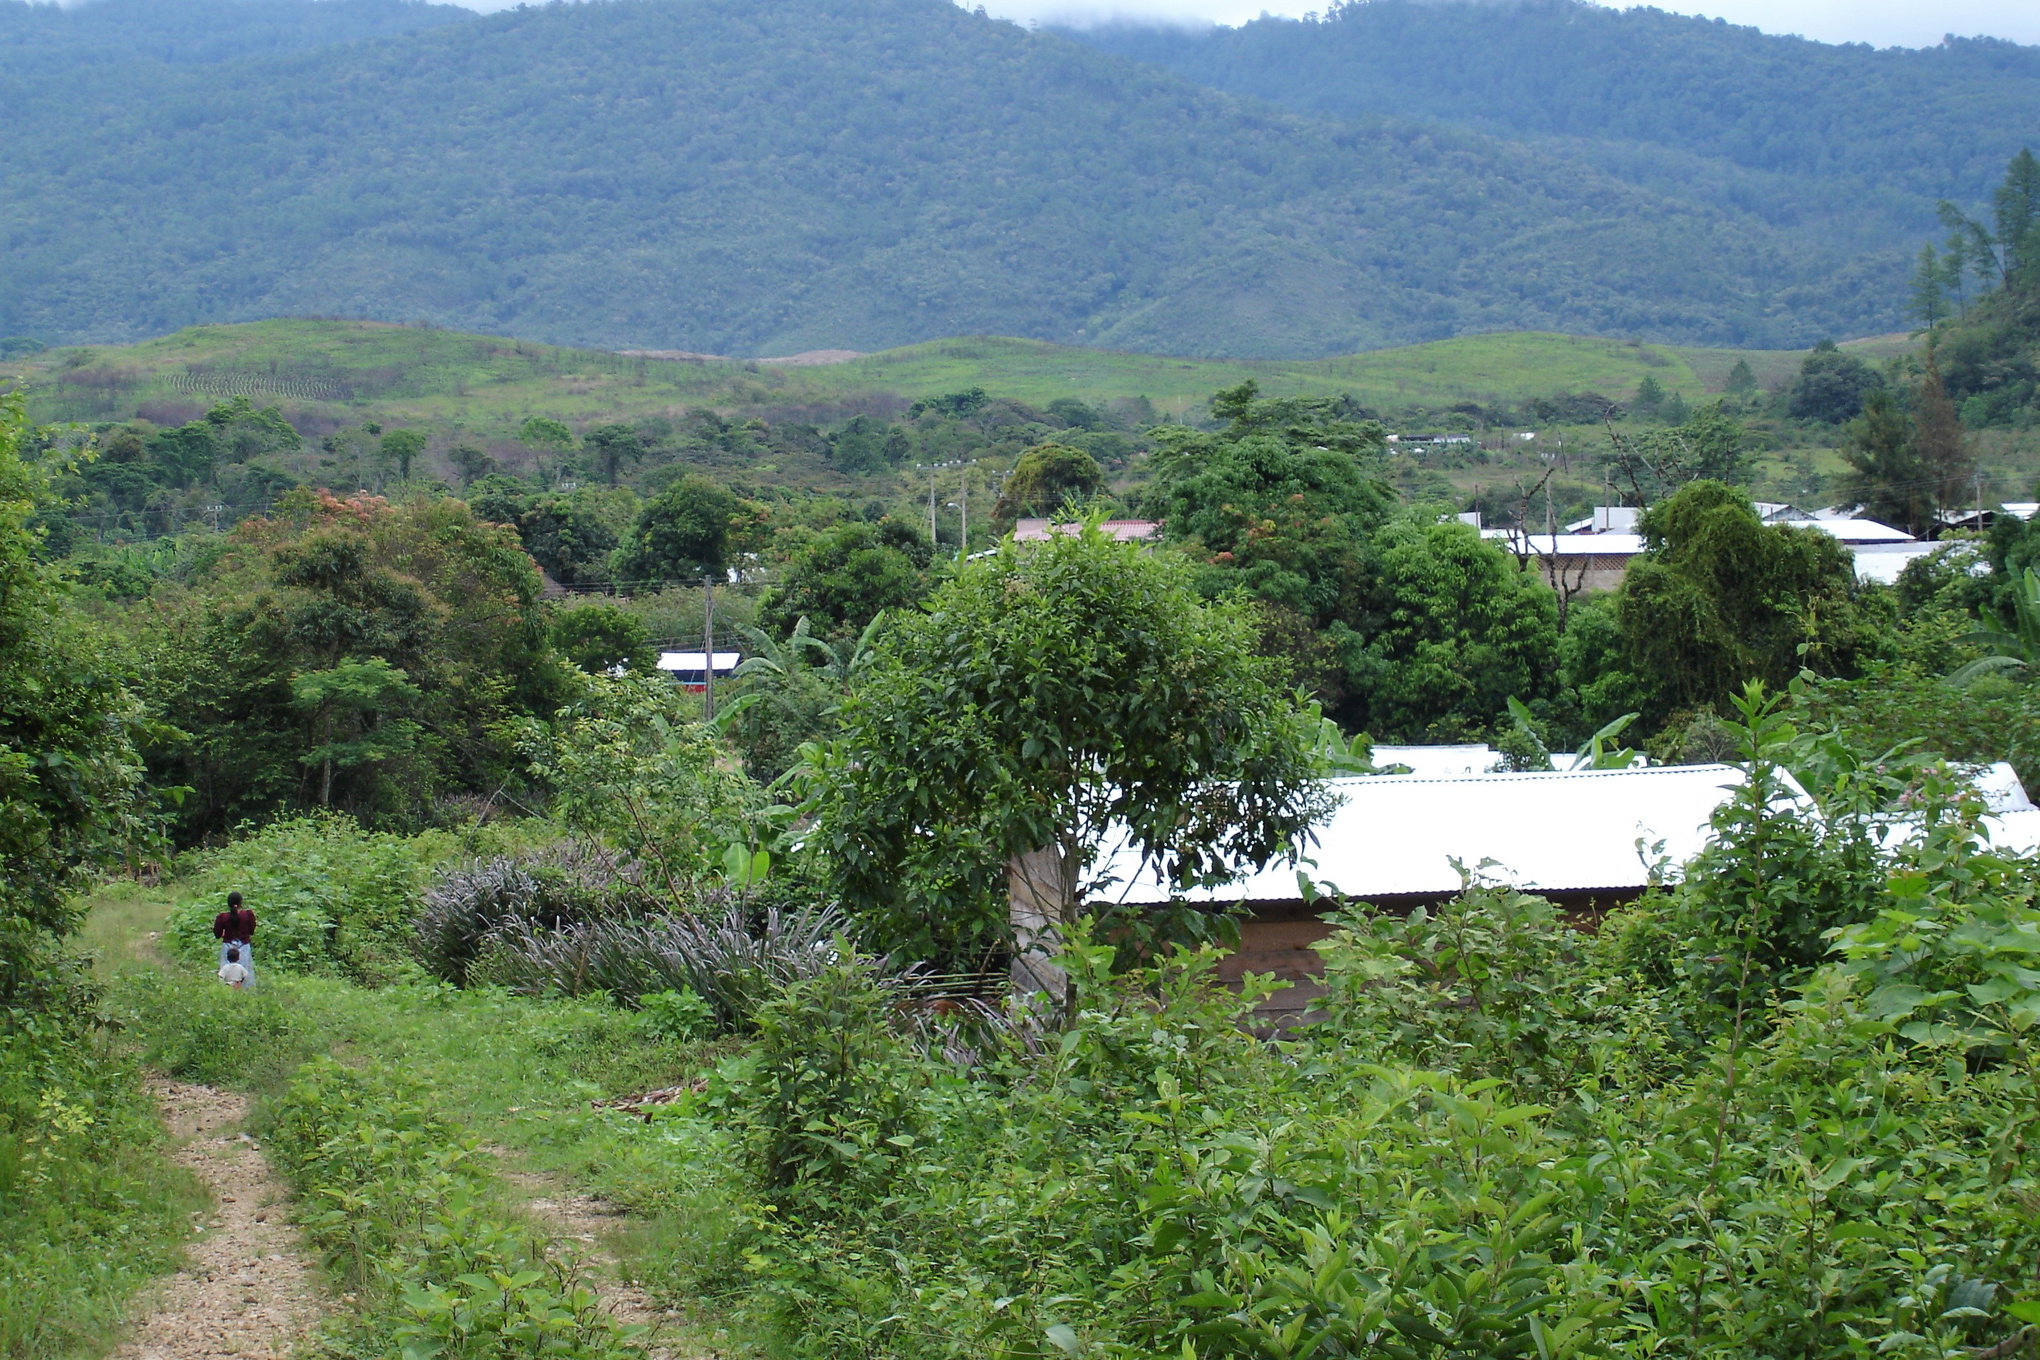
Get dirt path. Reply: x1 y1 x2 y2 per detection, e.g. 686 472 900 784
503 1169 704 1360
114 1080 325 1360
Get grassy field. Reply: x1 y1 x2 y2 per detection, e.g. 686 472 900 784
7 318 1864 435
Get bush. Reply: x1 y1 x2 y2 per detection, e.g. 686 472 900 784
473 894 854 1026
162 812 433 982
415 843 647 986
736 956 922 1216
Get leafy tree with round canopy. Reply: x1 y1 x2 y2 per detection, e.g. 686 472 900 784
518 416 574 452
379 428 427 482
1788 339 1883 424
990 442 1105 525
1619 480 1886 718
611 474 737 584
1336 511 1561 741
551 602 654 676
758 518 933 642
801 521 1332 983
1149 381 1395 715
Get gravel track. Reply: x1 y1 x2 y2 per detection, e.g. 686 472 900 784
113 1080 324 1360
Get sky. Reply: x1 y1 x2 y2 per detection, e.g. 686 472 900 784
986 0 2040 48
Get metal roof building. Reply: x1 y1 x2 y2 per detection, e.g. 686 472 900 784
1092 764 1793 912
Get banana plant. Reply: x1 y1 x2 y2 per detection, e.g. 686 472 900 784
1572 711 1643 770
1949 566 2040 686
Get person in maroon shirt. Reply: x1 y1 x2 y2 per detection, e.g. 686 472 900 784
212 891 256 987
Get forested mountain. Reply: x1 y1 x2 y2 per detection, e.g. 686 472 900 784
1072 1 2040 263
0 0 1931 357
0 0 467 70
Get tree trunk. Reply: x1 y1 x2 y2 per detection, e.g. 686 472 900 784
1008 843 1074 1007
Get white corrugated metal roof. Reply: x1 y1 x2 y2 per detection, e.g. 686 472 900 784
656 651 742 671
1372 744 1497 776
1849 541 1941 584
1479 532 1648 555
1092 764 1807 907
1807 518 1915 544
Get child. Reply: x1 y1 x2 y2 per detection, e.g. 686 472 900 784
218 946 249 989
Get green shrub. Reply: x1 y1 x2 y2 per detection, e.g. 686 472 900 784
635 988 713 1043
736 955 923 1216
163 811 433 982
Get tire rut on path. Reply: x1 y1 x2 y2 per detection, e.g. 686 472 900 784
115 1079 325 1360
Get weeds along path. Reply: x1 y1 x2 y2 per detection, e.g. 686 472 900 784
501 1165 699 1360
114 1079 324 1360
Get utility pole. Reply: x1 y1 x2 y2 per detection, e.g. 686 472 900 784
928 465 938 547
701 573 716 722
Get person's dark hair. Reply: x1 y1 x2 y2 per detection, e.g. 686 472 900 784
228 891 242 907
227 947 240 963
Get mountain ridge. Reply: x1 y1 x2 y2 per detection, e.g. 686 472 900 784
0 0 1953 356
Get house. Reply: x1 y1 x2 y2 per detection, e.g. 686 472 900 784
1089 763 1803 1025
1010 518 1160 543
656 651 741 690
1481 528 1648 594
1493 508 1925 592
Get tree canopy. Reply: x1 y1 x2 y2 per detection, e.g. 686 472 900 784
802 522 1330 972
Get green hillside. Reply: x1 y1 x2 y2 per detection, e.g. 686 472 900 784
10 320 1827 433
1074 1 2040 262
2 0 1906 357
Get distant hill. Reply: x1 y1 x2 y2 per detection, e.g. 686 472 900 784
0 0 467 70
1070 1 2040 264
0 0 1950 356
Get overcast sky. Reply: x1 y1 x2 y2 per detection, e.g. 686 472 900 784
991 0 2040 48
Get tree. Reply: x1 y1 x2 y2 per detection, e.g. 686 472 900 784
518 416 574 452
0 393 147 1011
1723 359 1757 398
1838 388 1933 537
1788 340 1883 424
130 489 565 838
1909 243 1950 330
1915 348 1974 515
290 657 426 807
551 602 654 676
757 518 933 642
610 475 737 584
1619 481 1883 716
379 428 427 483
801 522 1332 983
1631 374 1665 419
1336 512 1561 741
584 423 644 486
516 490 624 586
990 443 1105 525
448 444 496 484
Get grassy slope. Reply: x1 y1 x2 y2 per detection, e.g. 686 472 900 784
12 318 1848 432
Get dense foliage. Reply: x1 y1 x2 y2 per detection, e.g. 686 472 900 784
0 393 148 1012
1076 0 2036 287
1 0 1929 355
698 698 2040 1360
122 488 568 838
803 522 1330 972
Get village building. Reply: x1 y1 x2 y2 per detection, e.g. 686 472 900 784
656 650 741 690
